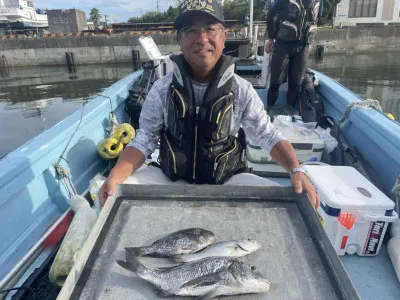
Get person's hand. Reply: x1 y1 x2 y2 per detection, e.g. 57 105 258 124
99 179 117 207
265 39 274 54
290 172 320 210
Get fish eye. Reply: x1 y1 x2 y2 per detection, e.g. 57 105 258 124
251 266 256 271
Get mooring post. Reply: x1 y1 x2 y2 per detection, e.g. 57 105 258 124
316 45 324 60
0 55 9 77
132 49 140 66
65 52 76 73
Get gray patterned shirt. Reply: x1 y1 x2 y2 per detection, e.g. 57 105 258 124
127 72 285 158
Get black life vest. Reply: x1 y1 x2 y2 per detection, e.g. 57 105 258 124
275 0 320 43
159 54 244 184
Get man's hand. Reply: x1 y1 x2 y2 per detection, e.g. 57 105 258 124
98 146 146 207
99 179 117 207
290 172 320 210
265 39 274 54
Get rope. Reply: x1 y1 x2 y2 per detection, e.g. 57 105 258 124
98 94 113 112
108 112 120 135
54 101 88 197
339 99 382 125
97 94 120 134
54 164 73 197
392 176 400 217
56 101 88 166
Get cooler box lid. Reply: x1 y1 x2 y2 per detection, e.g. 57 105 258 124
246 129 324 163
248 122 324 148
278 125 324 146
303 165 395 213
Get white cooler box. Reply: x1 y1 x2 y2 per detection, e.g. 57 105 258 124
304 165 398 256
246 124 324 176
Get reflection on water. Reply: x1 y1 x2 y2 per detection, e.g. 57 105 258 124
0 63 139 158
308 52 400 122
1 53 399 158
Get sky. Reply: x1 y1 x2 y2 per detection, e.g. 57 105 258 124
34 0 179 23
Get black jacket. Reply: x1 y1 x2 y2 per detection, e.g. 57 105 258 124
266 0 320 43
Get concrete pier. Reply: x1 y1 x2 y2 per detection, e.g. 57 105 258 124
1 26 399 67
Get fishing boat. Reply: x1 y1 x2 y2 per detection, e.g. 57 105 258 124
0 33 399 299
0 0 48 35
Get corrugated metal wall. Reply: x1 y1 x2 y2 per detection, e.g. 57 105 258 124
348 0 378 17
381 0 395 20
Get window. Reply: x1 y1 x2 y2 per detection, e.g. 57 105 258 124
348 0 378 17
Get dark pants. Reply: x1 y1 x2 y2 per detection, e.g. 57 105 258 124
267 41 310 107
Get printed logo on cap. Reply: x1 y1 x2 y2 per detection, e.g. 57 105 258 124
181 0 215 14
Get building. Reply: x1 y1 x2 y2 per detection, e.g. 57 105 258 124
47 9 86 34
335 0 400 26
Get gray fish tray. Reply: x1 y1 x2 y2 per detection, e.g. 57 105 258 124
58 185 360 300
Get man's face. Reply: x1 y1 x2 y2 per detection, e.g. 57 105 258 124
177 15 226 76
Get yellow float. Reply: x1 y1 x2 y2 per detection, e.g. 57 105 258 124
97 137 124 160
385 113 395 121
111 123 135 144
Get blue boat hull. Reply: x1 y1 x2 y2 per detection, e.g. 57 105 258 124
0 71 142 283
315 70 400 195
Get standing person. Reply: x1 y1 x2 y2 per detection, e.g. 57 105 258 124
265 0 320 107
244 14 250 37
99 0 319 209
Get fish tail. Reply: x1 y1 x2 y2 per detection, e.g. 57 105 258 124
116 259 133 272
116 248 147 275
169 255 188 263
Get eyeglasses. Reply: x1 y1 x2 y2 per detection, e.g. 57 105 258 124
179 25 225 38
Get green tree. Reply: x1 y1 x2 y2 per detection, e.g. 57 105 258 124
128 6 178 23
90 8 101 29
223 0 267 21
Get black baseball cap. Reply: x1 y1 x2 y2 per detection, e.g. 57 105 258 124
174 0 225 30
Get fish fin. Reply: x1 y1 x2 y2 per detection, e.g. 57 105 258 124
179 271 226 295
154 266 174 271
156 289 175 297
154 263 183 272
196 289 219 300
143 253 168 258
236 243 250 253
125 246 145 256
121 248 147 274
169 255 186 263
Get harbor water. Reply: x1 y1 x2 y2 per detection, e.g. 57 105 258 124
0 52 399 158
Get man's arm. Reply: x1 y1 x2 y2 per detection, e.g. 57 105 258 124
99 75 169 205
269 139 300 172
99 146 145 206
270 140 320 209
239 81 319 209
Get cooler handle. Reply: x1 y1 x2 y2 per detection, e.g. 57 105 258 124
361 211 398 222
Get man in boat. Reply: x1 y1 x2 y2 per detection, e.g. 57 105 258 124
265 0 320 107
99 0 319 209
